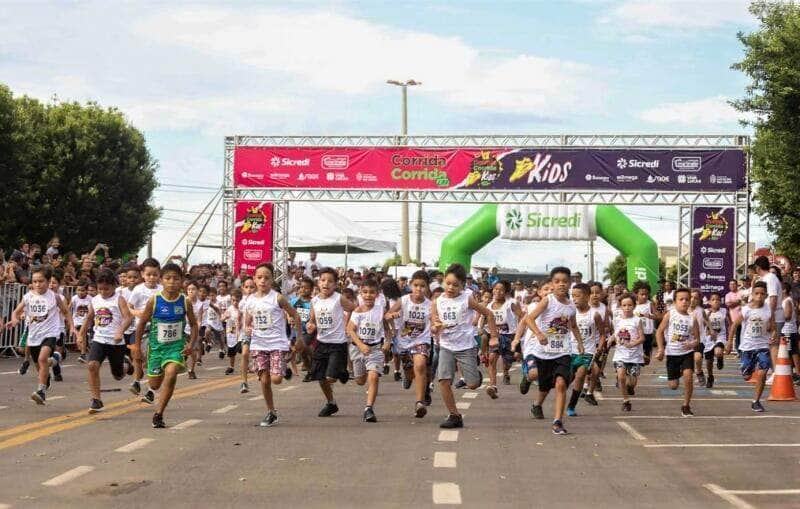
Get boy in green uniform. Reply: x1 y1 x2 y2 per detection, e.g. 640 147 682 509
134 263 198 428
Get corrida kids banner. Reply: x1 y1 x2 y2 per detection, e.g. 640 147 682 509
233 146 746 192
233 201 273 275
690 207 735 296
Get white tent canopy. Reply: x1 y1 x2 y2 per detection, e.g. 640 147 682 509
289 203 396 267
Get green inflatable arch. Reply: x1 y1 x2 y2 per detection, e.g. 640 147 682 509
438 204 659 291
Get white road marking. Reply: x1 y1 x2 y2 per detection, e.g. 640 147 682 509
115 438 155 453
206 366 223 371
279 386 298 392
455 402 471 410
48 396 65 401
0 371 19 375
0 406 7 410
703 484 755 509
438 430 459 442
599 397 748 401
433 451 457 468
478 384 487 390
614 415 800 420
432 482 462 505
462 392 478 399
248 396 263 401
726 489 800 495
172 419 202 430
617 421 647 441
0 502 11 508
710 390 739 396
212 404 238 414
42 466 94 486
646 443 800 448
482 377 490 382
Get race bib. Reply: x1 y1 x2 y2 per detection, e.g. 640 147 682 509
157 322 182 343
317 310 334 331
440 305 461 328
29 299 47 317
670 321 690 343
296 307 310 323
253 311 272 331
544 333 570 354
748 319 764 338
359 321 379 342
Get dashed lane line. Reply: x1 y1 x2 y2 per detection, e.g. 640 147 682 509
455 402 471 410
437 430 459 442
617 421 647 441
212 404 238 414
646 443 800 448
433 451 457 468
171 419 203 430
703 484 755 509
462 392 478 399
432 483 462 505
114 438 155 453
42 466 94 487
279 386 298 392
614 415 800 420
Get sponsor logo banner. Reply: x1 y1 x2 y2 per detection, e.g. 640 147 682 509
497 204 596 241
234 147 745 191
691 207 735 296
233 201 273 275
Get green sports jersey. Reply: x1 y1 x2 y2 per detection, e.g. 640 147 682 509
148 292 187 348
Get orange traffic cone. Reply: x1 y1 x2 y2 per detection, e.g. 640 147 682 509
767 337 797 401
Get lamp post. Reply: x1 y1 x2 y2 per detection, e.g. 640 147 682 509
387 79 421 264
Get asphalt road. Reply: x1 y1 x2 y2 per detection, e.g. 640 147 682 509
1 351 799 509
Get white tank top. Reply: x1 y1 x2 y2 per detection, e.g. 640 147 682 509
71 295 92 328
487 299 517 335
437 292 473 352
691 307 708 344
92 294 123 344
634 302 654 334
572 307 599 355
665 311 694 356
185 299 205 334
613 316 643 363
740 304 772 351
247 291 288 351
781 297 797 335
591 303 607 334
707 308 728 348
398 295 431 350
349 304 385 346
312 292 346 344
24 290 62 346
532 293 575 359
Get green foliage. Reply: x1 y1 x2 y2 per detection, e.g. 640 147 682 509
733 1 800 259
0 84 159 255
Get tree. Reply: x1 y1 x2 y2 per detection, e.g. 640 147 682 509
603 255 667 287
0 84 159 255
733 1 800 260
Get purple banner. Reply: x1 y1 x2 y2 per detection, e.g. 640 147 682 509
690 207 736 296
467 149 745 192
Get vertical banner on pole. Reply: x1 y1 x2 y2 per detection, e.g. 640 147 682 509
233 201 274 275
690 207 735 296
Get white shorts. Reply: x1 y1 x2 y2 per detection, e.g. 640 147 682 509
349 343 385 378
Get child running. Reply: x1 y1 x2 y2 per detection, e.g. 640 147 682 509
612 294 645 412
71 279 92 363
567 283 605 416
727 281 774 412
78 269 133 413
134 262 199 428
656 288 701 417
704 292 729 388
7 266 74 404
584 281 609 402
238 276 256 393
306 268 356 417
291 277 314 382
205 287 225 361
185 281 204 379
632 281 656 365
518 267 584 435
690 289 711 387
346 278 393 422
222 289 242 375
386 270 434 417
482 280 523 399
127 258 162 404
244 263 301 427
432 263 498 429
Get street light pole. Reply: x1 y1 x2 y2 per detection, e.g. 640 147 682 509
387 79 421 265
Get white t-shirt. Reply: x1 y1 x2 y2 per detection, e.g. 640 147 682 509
740 304 772 351
119 287 136 334
613 316 644 364
530 293 576 360
349 304 385 346
664 310 695 356
206 301 223 331
185 299 205 334
247 291 289 351
397 295 431 350
760 272 785 323
71 294 92 328
23 290 62 346
436 292 473 352
487 299 517 335
707 308 728 350
634 302 654 334
572 307 599 355
224 303 240 347
782 297 797 335
129 283 163 329
303 259 322 277
91 294 124 345
312 292 347 344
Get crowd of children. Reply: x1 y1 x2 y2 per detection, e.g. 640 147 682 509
5 253 799 434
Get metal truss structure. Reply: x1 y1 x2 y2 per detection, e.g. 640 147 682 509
222 134 750 284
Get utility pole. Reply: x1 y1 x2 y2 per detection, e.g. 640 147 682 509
588 240 595 281
387 79 421 264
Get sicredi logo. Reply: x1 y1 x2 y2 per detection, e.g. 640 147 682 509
526 212 581 228
322 155 349 170
270 156 310 167
505 209 523 230
672 156 701 172
617 158 659 170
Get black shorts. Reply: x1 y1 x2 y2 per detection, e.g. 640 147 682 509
227 342 242 358
200 326 207 338
643 333 655 357
88 341 127 379
29 337 58 362
788 333 799 355
703 343 725 360
666 352 694 380
56 333 65 347
310 342 348 381
534 355 572 392
694 341 704 354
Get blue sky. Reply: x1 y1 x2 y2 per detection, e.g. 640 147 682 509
0 0 767 274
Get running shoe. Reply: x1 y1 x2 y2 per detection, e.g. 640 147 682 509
78 353 87 364
486 385 498 399
284 367 293 380
519 376 532 395
681 405 694 417
89 398 104 414
531 404 544 420
502 373 511 385
403 375 412 390
141 389 155 405
552 420 568 435
706 374 714 389
205 344 211 353
362 407 377 423
383 364 390 375
302 373 312 382
751 400 765 413
53 373 63 382
152 412 166 428
124 355 134 376
584 393 599 406
224 367 234 375
260 411 278 427
622 401 632 412
130 379 141 395
423 388 432 407
394 371 402 382
18 360 30 375
717 357 724 370
187 371 197 380
31 390 46 405
52 353 62 381
318 402 339 417
218 351 225 360
566 407 577 417
240 383 249 394
415 401 427 418
439 413 463 429
454 378 467 389
696 372 706 386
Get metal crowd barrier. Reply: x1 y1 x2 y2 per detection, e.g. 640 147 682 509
1 283 78 356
